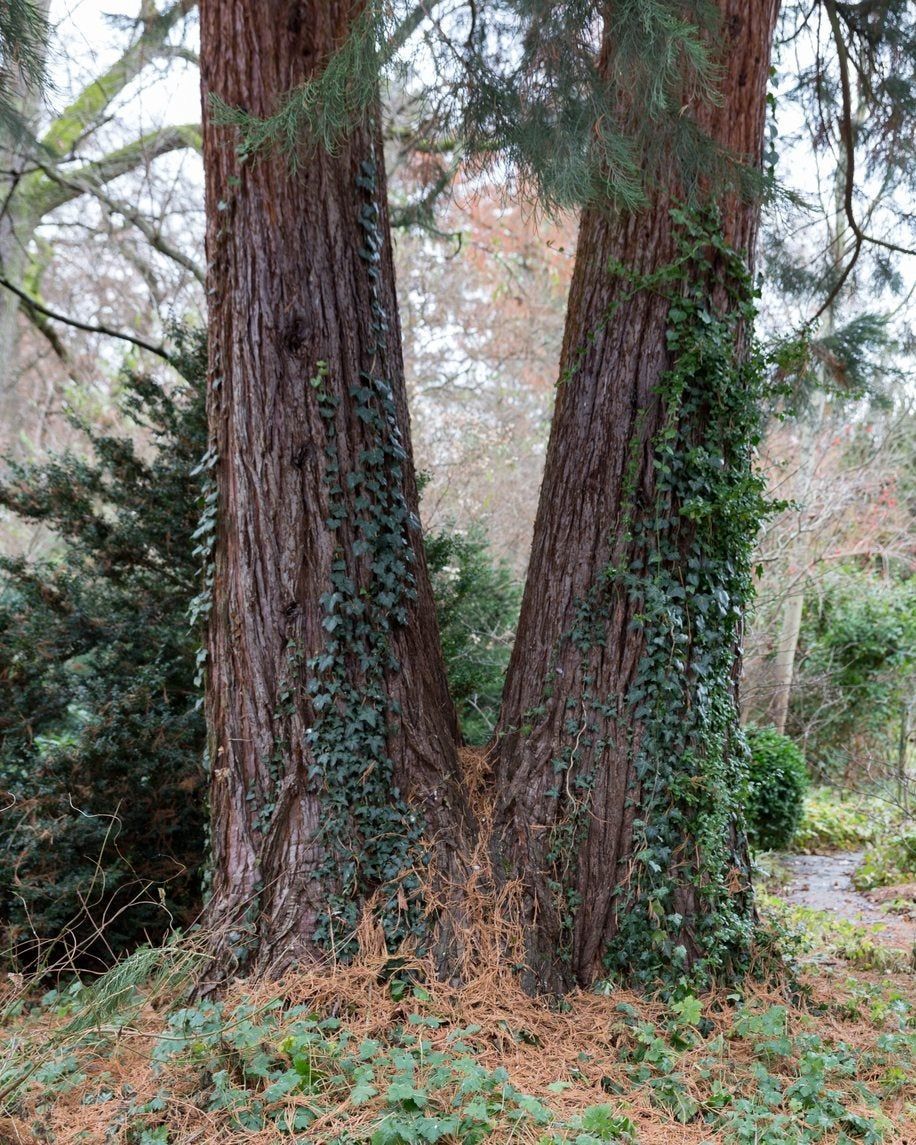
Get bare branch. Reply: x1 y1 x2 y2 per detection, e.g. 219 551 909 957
24 124 201 219
0 274 170 359
813 1 916 322
41 0 198 157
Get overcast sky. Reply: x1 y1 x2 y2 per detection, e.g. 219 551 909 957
47 0 200 136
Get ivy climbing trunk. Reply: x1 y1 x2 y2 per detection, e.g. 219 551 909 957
492 0 780 993
199 0 474 979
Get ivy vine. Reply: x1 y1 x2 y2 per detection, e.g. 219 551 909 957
302 148 426 953
606 207 776 989
544 208 777 991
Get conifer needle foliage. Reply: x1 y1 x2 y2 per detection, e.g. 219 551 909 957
0 331 208 970
213 0 754 214
0 0 48 139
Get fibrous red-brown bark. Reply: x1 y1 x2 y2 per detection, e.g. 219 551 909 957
200 0 472 977
493 0 780 992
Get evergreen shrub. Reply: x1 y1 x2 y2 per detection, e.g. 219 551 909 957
424 525 519 745
744 725 809 851
0 331 208 969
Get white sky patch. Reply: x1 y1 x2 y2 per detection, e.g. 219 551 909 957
47 0 201 132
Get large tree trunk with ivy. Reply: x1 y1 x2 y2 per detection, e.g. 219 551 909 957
492 0 780 994
199 0 473 979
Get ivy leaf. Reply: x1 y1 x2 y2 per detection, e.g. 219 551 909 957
671 994 703 1027
386 1081 428 1109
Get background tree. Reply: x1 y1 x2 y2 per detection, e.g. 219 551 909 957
742 0 916 743
0 0 199 412
397 182 573 576
742 400 915 752
425 522 519 744
787 564 916 788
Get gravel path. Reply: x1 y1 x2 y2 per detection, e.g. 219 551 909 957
781 851 916 951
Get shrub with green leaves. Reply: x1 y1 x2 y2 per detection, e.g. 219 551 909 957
744 725 809 851
424 524 519 745
788 570 916 782
0 332 208 969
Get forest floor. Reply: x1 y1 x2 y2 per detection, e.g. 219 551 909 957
3 792 915 1145
1 897 914 1144
780 851 916 952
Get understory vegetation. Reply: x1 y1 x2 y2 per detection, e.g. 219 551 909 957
0 338 519 970
787 574 916 784
793 790 901 856
0 920 913 1144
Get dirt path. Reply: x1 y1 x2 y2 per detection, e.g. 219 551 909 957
781 851 916 951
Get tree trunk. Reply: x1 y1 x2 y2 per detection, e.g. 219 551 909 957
199 0 473 979
766 388 827 733
0 0 47 434
492 0 780 993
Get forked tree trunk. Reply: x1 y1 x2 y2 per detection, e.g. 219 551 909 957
199 0 473 978
493 0 780 993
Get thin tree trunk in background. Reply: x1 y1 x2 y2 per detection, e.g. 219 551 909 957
766 389 827 733
493 0 780 992
897 695 913 813
0 0 48 435
766 115 856 732
200 0 473 979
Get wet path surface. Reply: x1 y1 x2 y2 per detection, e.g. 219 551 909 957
780 851 915 950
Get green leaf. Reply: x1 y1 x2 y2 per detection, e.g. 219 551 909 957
351 1079 379 1106
671 994 703 1027
386 1081 428 1109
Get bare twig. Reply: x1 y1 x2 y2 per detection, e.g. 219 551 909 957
0 274 170 359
